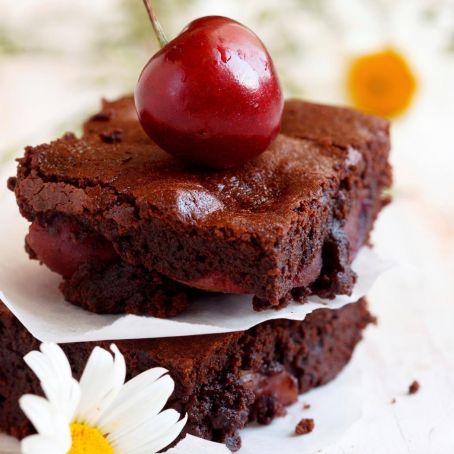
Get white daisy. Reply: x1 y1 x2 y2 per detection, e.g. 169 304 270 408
19 343 187 454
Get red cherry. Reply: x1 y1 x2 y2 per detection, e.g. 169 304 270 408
135 12 284 169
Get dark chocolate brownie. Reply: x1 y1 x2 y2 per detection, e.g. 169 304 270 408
9 96 391 314
60 259 193 317
0 299 373 451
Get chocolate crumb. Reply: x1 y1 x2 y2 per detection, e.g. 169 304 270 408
7 176 17 191
295 418 314 435
390 398 396 404
408 380 420 395
100 129 123 144
91 111 112 122
303 403 311 410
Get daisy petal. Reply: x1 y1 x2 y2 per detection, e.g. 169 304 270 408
24 344 80 420
21 434 66 454
98 370 173 435
104 367 168 410
76 344 126 425
112 410 187 454
19 395 54 436
110 408 180 452
24 344 71 384
39 344 72 380
110 344 127 387
19 395 70 448
133 412 188 454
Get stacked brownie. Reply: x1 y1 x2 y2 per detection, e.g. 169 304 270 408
0 299 373 451
1 96 391 450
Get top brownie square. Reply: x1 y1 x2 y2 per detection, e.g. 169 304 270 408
10 96 391 310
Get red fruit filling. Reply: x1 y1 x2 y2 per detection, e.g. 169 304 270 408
172 272 248 294
241 370 298 407
26 219 116 278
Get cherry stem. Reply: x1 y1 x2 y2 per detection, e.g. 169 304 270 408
142 0 168 48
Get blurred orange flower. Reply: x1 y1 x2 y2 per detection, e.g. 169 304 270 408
347 49 417 118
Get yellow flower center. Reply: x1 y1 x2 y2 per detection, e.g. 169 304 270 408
68 423 114 454
347 48 417 117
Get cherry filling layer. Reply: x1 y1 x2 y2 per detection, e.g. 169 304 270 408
344 193 372 256
26 219 116 278
240 370 299 408
27 194 370 292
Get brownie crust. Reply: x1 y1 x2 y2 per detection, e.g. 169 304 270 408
9 97 391 313
0 299 373 451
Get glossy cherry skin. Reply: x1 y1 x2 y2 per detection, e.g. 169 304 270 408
135 16 284 169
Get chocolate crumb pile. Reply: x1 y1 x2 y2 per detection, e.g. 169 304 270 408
295 418 315 435
408 380 420 395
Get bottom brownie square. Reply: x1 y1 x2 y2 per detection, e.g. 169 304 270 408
0 299 373 451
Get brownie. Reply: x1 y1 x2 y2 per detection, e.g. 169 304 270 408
9 96 391 314
0 299 373 451
60 259 194 317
